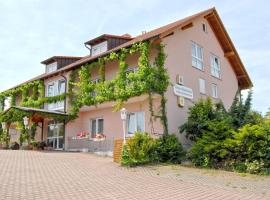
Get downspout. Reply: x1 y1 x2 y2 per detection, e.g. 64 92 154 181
84 44 92 55
60 74 67 150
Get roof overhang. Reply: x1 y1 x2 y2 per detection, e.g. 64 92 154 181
1 7 252 93
0 106 69 123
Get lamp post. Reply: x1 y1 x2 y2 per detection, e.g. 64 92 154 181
120 108 127 144
23 116 29 129
1 122 6 130
23 116 30 143
1 122 8 148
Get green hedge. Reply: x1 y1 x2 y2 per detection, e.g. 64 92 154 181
121 132 185 166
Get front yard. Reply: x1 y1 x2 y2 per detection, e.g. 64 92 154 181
0 150 268 200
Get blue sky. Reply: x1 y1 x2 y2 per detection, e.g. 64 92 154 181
0 0 269 113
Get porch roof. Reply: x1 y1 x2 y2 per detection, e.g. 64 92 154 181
0 106 69 123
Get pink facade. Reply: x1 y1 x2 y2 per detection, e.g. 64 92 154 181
3 8 251 151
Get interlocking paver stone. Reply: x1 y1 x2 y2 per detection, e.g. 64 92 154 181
0 150 268 200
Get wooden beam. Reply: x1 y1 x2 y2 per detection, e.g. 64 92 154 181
224 51 235 57
181 22 193 30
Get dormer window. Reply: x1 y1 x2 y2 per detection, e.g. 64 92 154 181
46 62 57 73
92 41 108 56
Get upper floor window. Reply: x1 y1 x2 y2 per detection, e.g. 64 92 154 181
46 62 57 73
192 42 203 70
126 67 139 75
199 78 206 94
211 83 218 98
91 78 100 97
211 54 221 79
91 41 108 56
202 23 207 33
47 79 66 97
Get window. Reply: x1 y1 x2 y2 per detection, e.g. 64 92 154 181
46 62 57 73
47 83 55 97
91 78 100 97
126 67 139 75
127 112 145 136
58 80 66 94
90 118 104 137
91 41 108 56
202 23 207 33
199 78 206 94
211 83 218 98
47 79 65 110
211 54 221 78
191 42 203 70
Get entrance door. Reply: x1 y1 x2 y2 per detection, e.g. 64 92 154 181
47 122 64 150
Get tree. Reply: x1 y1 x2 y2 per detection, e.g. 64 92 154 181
229 90 262 130
179 98 230 141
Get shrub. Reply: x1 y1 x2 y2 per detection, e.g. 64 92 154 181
156 134 185 163
179 98 229 141
121 132 157 166
225 122 270 173
188 119 232 168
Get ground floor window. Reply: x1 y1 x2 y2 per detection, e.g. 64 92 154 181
90 118 104 138
47 121 64 150
127 112 145 136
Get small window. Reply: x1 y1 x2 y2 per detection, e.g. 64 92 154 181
211 54 221 78
127 112 145 136
199 78 206 94
46 62 57 73
126 67 139 75
90 118 104 137
211 83 218 98
91 41 108 56
191 42 203 70
202 23 207 33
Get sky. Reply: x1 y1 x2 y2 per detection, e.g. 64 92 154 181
0 0 269 114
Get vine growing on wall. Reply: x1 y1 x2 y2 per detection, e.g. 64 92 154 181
0 41 170 135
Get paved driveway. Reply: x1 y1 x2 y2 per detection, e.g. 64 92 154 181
0 150 268 200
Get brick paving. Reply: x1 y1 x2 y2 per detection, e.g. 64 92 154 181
0 150 268 200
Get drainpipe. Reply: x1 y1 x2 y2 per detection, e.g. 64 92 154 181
60 74 67 151
60 74 67 113
84 44 92 55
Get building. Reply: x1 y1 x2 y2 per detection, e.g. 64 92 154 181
0 8 252 153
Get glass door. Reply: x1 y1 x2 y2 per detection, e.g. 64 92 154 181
47 122 64 150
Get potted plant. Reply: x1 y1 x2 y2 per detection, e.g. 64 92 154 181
30 140 38 150
93 133 106 141
37 141 47 150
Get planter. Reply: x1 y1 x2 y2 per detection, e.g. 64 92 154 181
93 138 106 142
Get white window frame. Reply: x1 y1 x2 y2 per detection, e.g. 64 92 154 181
47 79 65 110
191 42 203 70
199 78 206 94
91 78 100 97
126 112 145 136
211 54 221 79
202 23 207 33
90 117 104 138
91 41 108 56
46 62 57 73
211 83 218 98
126 66 139 75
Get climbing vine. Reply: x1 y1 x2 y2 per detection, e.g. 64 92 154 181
0 41 169 134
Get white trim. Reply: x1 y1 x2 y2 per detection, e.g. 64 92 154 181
191 41 204 71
